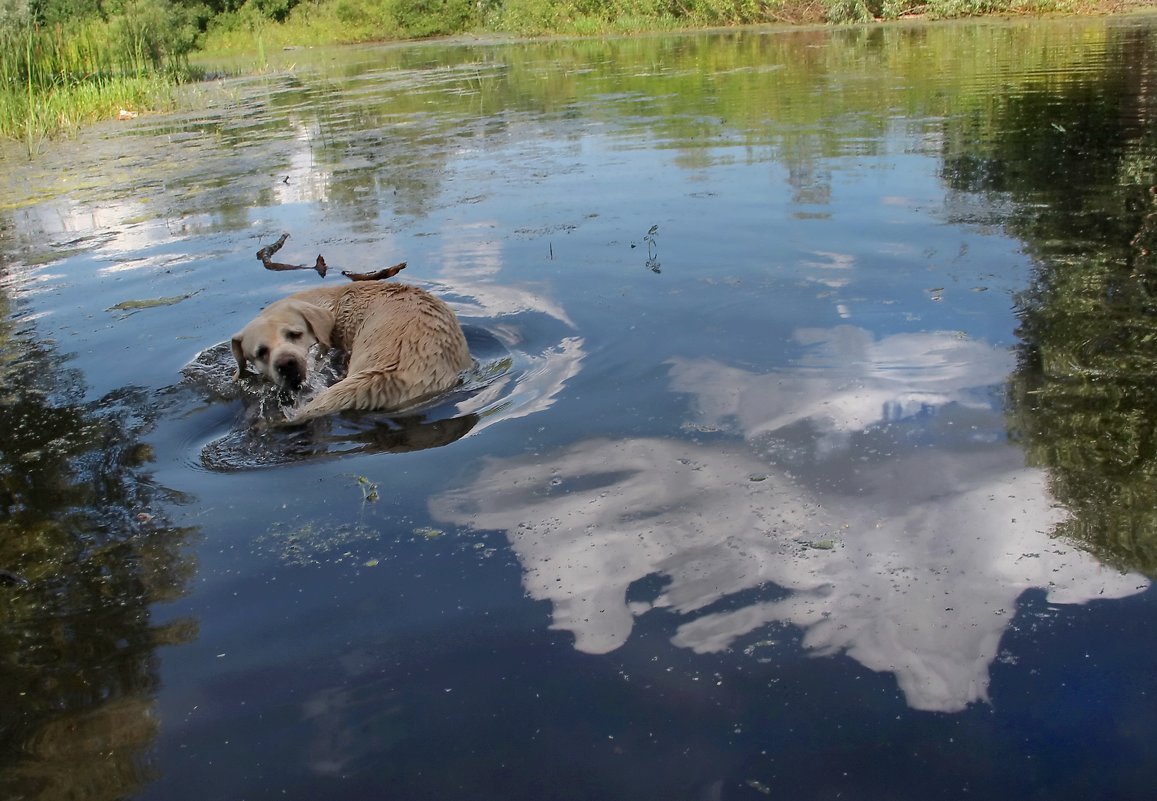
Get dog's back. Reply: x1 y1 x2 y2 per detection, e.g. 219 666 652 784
290 282 470 420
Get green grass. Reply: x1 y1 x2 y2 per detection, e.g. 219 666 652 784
0 74 176 156
195 0 1099 53
0 4 197 156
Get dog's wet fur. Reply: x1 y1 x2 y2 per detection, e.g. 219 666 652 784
231 282 471 422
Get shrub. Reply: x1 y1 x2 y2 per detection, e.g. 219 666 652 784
387 0 479 37
681 0 767 25
108 0 200 72
487 0 565 34
823 0 874 22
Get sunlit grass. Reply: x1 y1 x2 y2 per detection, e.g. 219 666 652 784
199 2 408 54
0 75 176 153
0 12 193 156
195 0 1108 55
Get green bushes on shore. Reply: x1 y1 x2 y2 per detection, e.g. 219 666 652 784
201 0 1085 50
488 0 1080 31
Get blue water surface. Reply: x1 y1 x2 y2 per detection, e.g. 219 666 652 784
2 15 1156 801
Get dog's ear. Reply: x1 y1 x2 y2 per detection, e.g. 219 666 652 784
230 333 248 379
294 302 335 350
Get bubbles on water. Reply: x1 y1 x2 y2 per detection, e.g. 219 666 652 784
182 339 342 422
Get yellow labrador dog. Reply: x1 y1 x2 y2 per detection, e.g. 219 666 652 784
231 282 471 421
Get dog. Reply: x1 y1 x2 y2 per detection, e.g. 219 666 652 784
231 281 471 422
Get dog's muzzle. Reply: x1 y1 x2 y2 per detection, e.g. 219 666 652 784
274 355 306 390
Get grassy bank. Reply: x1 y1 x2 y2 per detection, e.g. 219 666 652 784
0 0 199 155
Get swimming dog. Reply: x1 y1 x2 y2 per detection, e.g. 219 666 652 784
231 281 470 421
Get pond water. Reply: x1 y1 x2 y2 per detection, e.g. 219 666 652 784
3 14 1157 800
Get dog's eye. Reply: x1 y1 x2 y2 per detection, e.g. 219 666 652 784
255 345 269 361
286 329 303 341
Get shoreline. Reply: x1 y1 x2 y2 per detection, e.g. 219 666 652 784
196 2 1157 55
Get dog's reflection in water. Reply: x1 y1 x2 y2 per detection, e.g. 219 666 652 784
201 406 480 470
190 341 480 469
284 410 480 455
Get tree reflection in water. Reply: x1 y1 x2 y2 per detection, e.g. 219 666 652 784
0 287 196 801
938 24 1157 574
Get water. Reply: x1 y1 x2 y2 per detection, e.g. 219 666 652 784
3 15 1157 800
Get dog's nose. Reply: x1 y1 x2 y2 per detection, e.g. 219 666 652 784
275 357 304 389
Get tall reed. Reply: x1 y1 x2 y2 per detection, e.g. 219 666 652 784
0 6 196 156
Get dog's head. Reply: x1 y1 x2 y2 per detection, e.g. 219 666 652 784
231 299 335 390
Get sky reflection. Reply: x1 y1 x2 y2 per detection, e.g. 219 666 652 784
432 325 1149 712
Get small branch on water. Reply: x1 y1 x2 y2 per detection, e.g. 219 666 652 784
255 233 327 277
255 233 407 282
342 263 408 281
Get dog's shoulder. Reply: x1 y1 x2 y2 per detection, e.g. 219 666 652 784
284 284 346 309
338 281 440 313
341 280 422 300
284 281 415 312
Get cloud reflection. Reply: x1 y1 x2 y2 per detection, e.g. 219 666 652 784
670 325 1012 443
431 326 1149 712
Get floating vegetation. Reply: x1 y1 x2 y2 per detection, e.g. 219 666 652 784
352 475 380 503
108 293 197 312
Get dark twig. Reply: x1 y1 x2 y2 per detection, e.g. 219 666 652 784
342 262 407 281
256 233 406 282
256 233 328 277
255 232 293 268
